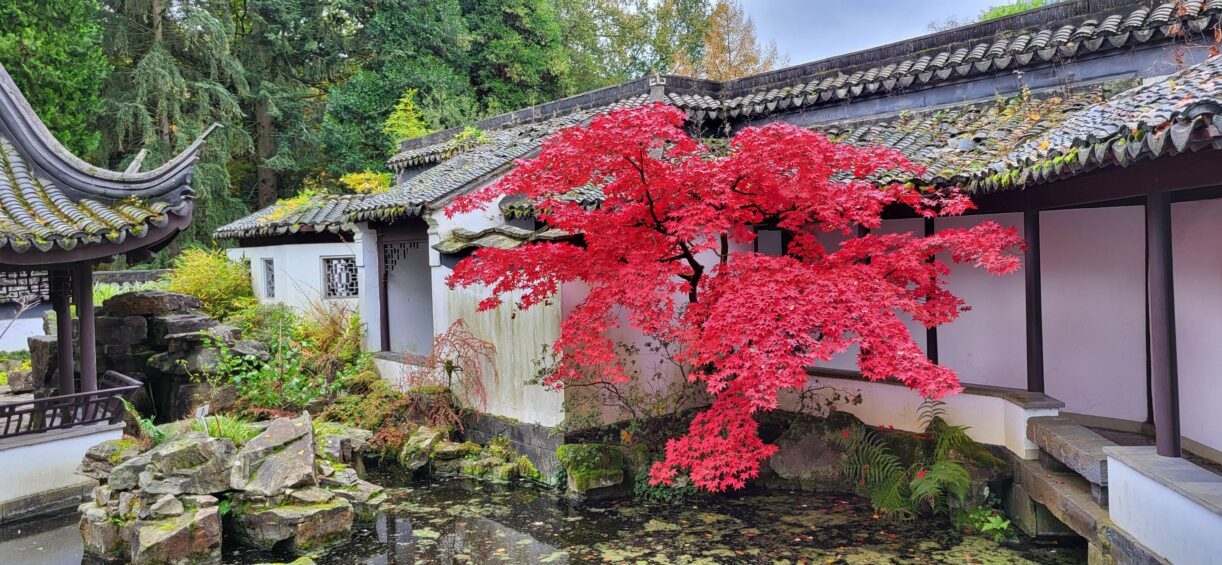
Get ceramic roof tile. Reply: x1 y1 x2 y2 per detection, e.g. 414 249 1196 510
213 193 366 240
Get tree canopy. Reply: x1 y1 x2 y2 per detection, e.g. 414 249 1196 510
446 105 1023 491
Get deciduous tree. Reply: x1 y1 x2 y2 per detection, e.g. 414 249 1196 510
672 0 786 80
446 104 1023 492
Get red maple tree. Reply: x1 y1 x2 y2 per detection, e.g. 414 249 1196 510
446 104 1023 491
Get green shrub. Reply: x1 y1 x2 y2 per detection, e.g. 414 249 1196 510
165 248 254 318
830 400 975 519
225 302 299 349
209 335 346 413
94 279 167 305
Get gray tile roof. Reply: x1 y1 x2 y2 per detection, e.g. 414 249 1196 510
666 0 1222 121
353 95 650 222
0 65 204 255
213 193 366 239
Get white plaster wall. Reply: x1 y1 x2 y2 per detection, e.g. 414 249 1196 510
1172 198 1222 454
385 240 432 357
0 425 119 506
1107 454 1222 564
227 241 362 311
356 224 382 352
936 213 1027 388
427 194 565 427
1041 207 1147 423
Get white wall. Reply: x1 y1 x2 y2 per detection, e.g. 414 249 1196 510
0 424 119 513
1172 198 1222 454
227 240 363 311
1107 448 1222 565
936 213 1027 388
385 239 433 357
1041 207 1147 423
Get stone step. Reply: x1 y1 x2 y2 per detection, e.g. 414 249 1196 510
1027 416 1115 489
1012 456 1112 547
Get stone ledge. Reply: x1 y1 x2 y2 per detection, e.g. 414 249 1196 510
0 423 124 451
0 480 94 525
1012 456 1111 547
1104 446 1222 517
805 367 1065 409
1028 416 1112 486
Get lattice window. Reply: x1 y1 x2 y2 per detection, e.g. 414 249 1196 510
381 241 423 275
323 256 359 298
262 259 275 298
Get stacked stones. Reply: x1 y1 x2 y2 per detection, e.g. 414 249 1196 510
77 413 386 564
30 290 268 419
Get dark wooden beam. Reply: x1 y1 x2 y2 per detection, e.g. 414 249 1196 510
73 262 97 393
1146 191 1181 457
378 241 390 353
924 218 938 364
49 269 74 395
1024 210 1045 393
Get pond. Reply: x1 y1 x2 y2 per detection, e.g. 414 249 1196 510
1 476 1086 564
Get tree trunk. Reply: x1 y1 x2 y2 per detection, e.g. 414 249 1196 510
255 95 277 207
151 0 172 148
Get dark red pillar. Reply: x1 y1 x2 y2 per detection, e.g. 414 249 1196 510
49 270 75 395
1024 210 1044 393
1146 191 1181 457
72 262 97 393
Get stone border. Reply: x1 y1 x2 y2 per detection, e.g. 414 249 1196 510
1103 445 1222 516
0 480 94 525
461 412 562 485
805 367 1065 410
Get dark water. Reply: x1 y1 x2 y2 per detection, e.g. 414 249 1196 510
1 478 1086 564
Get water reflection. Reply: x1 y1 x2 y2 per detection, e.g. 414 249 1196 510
0 477 1086 564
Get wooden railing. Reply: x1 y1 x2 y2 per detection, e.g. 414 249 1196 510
0 371 140 440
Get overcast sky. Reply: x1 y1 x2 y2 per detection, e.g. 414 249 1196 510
745 0 1002 66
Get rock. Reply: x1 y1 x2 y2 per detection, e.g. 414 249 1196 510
766 429 845 486
181 494 218 508
79 438 145 481
556 444 627 499
110 454 154 491
95 315 149 346
5 369 35 392
149 494 184 517
397 427 442 470
231 413 318 496
315 424 372 465
131 505 222 565
139 432 236 495
79 502 128 560
27 334 57 386
320 466 360 488
288 486 335 505
231 495 354 553
431 441 480 460
102 291 202 317
327 479 387 521
149 312 218 346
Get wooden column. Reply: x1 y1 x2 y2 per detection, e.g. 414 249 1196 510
1024 210 1045 393
924 218 938 364
378 242 390 352
1146 191 1181 457
73 262 97 393
49 270 75 395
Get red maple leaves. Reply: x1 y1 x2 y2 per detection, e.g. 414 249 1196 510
447 104 1022 492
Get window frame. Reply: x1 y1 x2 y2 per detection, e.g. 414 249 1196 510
262 258 275 299
320 255 359 299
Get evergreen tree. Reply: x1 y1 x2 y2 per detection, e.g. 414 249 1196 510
231 0 357 207
97 0 252 243
0 0 111 155
460 0 571 112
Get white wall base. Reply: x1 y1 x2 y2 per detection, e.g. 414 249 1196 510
0 423 121 522
1106 446 1222 565
805 375 1060 459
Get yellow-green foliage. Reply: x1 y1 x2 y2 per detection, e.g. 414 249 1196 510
94 280 168 305
383 88 430 145
339 171 392 194
165 248 254 318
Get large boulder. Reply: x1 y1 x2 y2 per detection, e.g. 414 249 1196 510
327 479 387 522
231 413 318 496
139 432 236 495
314 423 372 466
556 444 628 499
95 315 149 346
79 502 128 560
5 369 35 393
78 438 145 481
27 334 57 387
231 491 354 553
766 428 846 488
131 504 222 564
149 312 218 346
102 291 202 317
